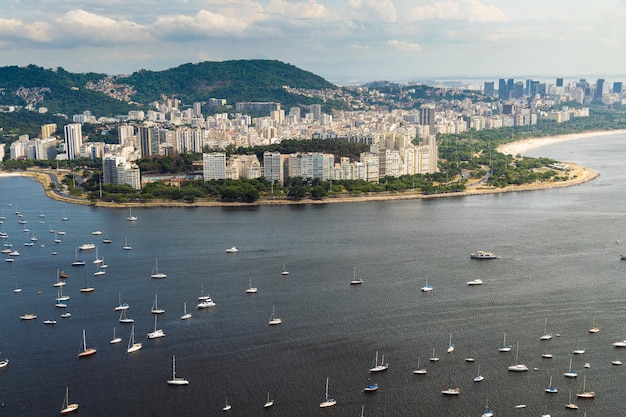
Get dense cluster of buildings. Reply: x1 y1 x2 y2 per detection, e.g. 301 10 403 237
6 76 609 190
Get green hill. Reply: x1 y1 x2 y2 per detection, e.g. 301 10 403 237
0 64 138 115
122 59 338 109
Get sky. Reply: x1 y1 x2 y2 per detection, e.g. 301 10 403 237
2 0 626 84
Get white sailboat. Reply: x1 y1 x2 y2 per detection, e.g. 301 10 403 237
507 341 528 372
350 266 363 285
110 327 122 344
589 315 599 333
269 305 282 325
575 374 595 398
413 357 427 374
246 277 258 293
545 375 558 393
499 332 512 352
122 237 132 250
150 257 167 279
77 329 97 358
198 283 211 301
127 324 143 353
281 264 289 275
564 357 579 378
222 397 232 411
119 309 134 323
166 355 189 385
60 387 79 415
319 377 337 408
369 350 388 372
180 302 191 320
420 275 433 292
441 376 460 395
540 318 553 340
429 347 439 362
71 247 85 266
114 293 129 311
147 315 165 339
565 391 578 409
447 333 454 353
196 291 216 308
93 247 103 264
126 207 137 221
151 294 165 314
264 392 274 408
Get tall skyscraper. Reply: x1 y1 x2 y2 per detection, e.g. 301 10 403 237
63 123 82 160
613 82 623 94
498 79 508 99
594 79 605 100
484 82 494 97
556 78 564 87
138 126 159 157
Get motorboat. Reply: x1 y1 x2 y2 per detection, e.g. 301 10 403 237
470 251 498 259
467 279 484 285
225 246 238 253
78 243 95 251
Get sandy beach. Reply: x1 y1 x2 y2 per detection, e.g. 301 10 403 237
3 129 619 207
496 128 626 155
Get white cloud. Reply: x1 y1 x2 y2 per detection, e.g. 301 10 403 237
0 18 51 43
54 10 149 45
154 10 251 40
405 0 508 22
266 0 327 18
349 0 397 23
387 40 421 51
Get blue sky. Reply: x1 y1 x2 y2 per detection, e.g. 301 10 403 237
2 0 626 84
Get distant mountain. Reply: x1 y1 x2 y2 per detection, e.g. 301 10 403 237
123 59 338 107
0 60 341 118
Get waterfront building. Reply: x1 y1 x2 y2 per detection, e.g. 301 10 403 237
202 152 227 181
63 123 82 160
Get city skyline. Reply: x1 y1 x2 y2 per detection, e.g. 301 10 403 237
2 1 626 84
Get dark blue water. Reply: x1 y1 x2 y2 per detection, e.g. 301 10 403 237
1 133 626 417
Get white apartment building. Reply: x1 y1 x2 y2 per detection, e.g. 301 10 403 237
202 152 226 181
64 123 82 160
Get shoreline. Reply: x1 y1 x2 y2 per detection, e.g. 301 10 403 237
3 129 615 207
496 128 626 156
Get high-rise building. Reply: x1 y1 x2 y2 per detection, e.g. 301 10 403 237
556 78 564 87
63 123 82 160
193 102 202 117
613 82 623 94
202 152 226 181
419 104 436 128
309 104 322 121
41 123 57 139
118 124 134 146
513 82 524 99
263 151 284 185
484 82 494 97
594 79 605 100
498 79 508 99
138 126 160 157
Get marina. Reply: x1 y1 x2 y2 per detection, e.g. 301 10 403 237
1 134 626 415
